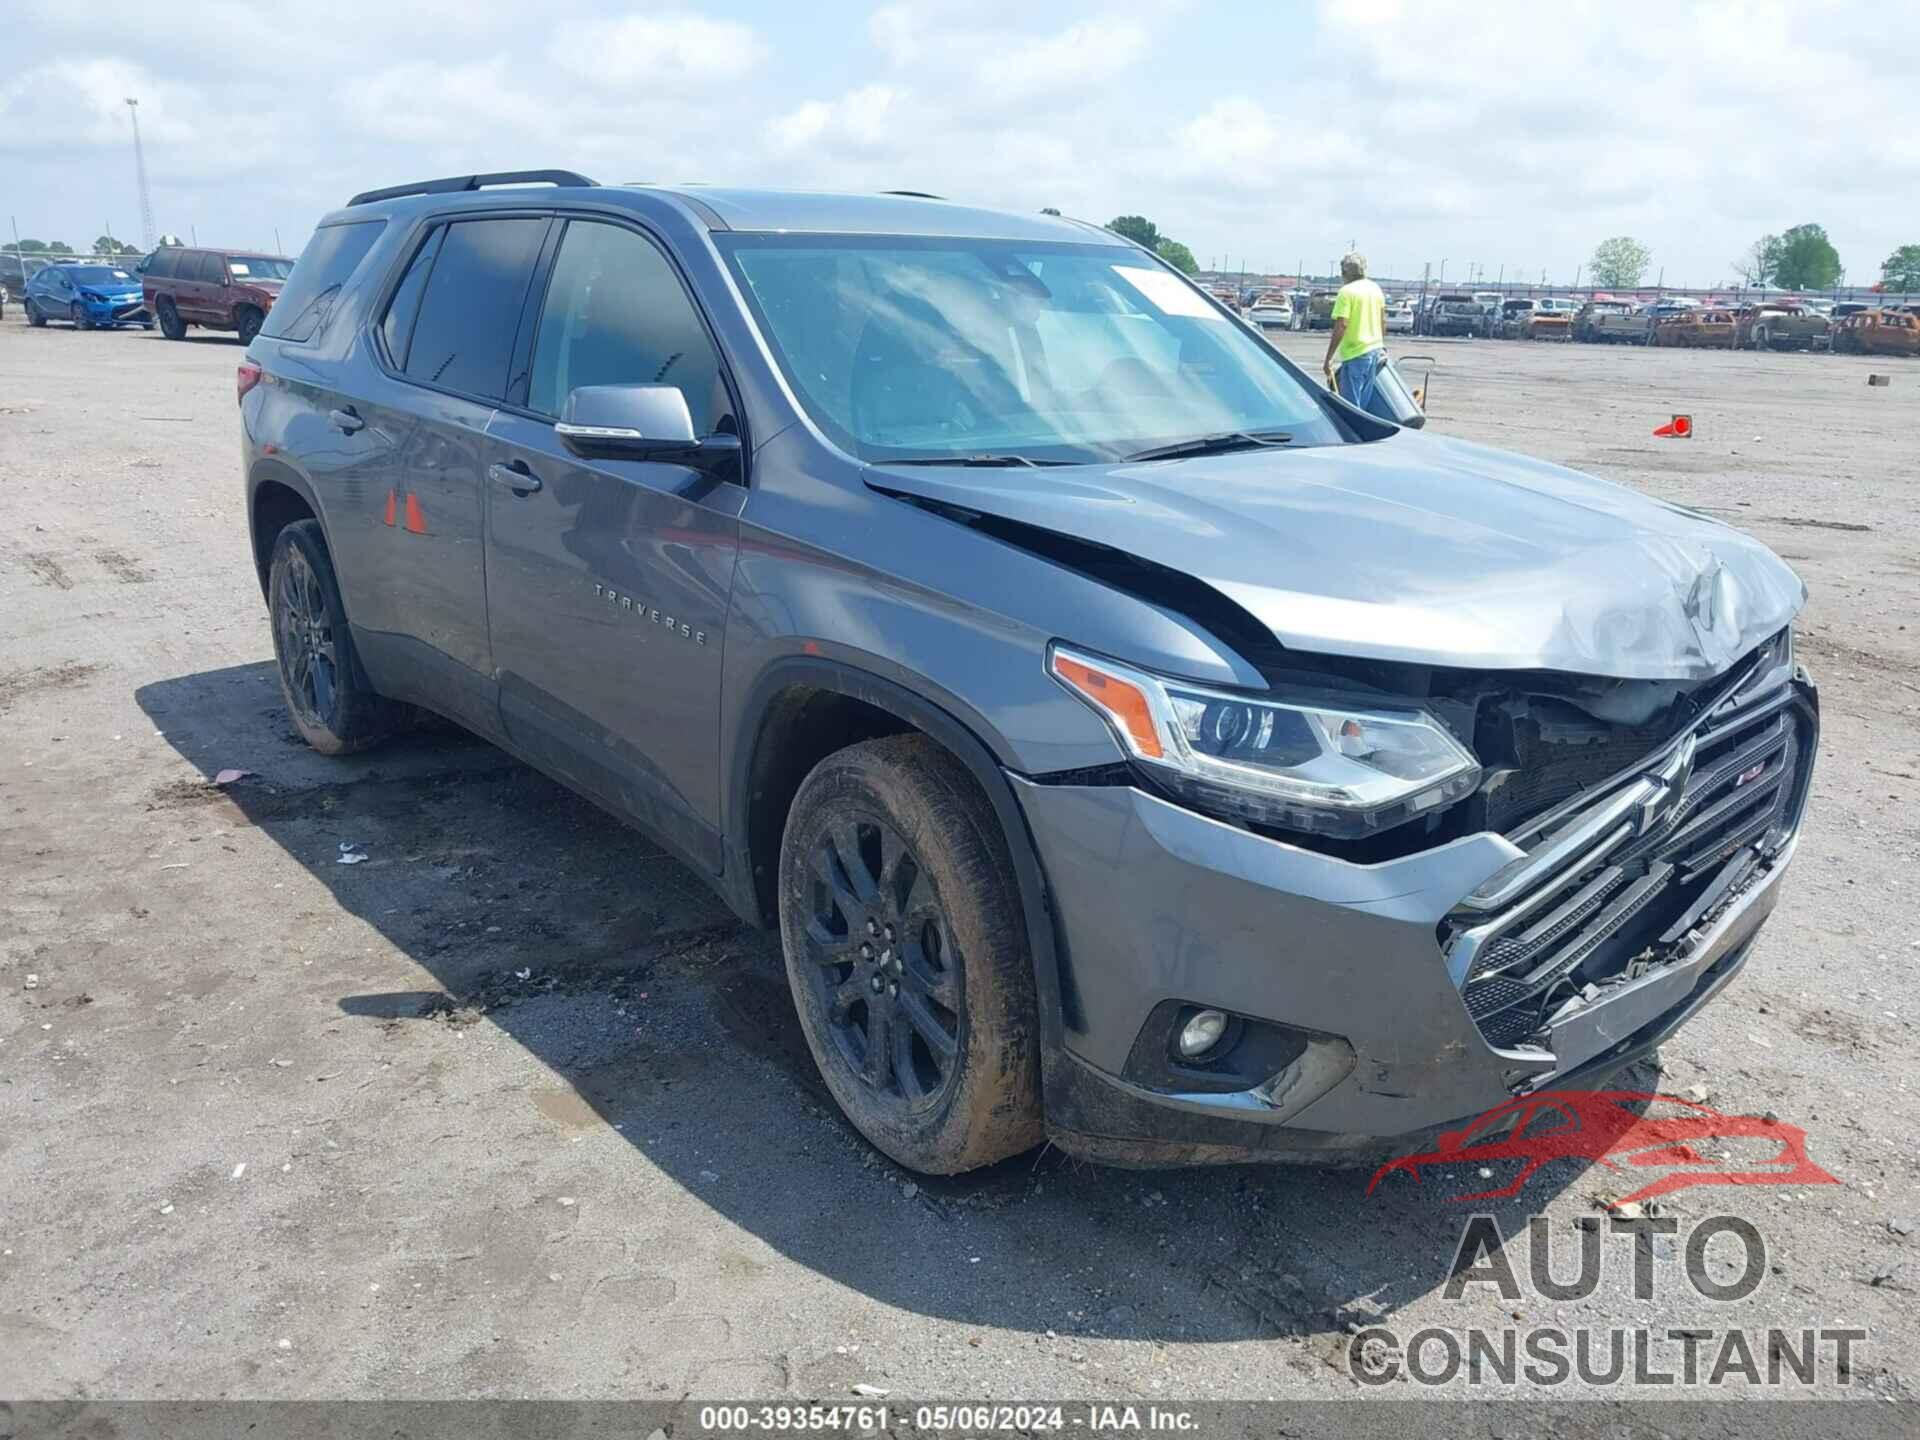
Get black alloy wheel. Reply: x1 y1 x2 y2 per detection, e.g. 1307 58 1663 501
798 813 963 1109
275 541 339 732
778 735 1042 1174
266 519 405 756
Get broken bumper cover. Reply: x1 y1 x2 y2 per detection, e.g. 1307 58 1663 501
1012 679 1814 1166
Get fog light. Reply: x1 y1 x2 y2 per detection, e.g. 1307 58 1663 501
1177 1008 1229 1059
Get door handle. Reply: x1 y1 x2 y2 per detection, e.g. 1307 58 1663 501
488 461 543 495
329 407 364 434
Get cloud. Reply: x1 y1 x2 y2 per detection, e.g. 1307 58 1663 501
867 3 1151 103
0 61 211 150
2 0 1913 288
342 59 551 146
770 85 906 156
981 19 1149 102
551 13 766 87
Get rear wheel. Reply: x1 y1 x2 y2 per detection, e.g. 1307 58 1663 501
267 520 406 755
235 305 264 345
779 735 1043 1175
27 299 47 327
156 297 185 340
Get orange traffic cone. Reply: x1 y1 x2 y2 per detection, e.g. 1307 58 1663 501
403 494 428 534
1653 414 1693 438
382 490 397 527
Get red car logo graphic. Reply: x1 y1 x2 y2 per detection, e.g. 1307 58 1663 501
1367 1090 1839 1205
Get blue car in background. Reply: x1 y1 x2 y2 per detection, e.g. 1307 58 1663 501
24 263 152 330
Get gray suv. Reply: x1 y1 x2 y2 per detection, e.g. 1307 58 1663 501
240 172 1817 1174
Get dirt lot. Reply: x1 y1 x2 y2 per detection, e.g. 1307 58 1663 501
2 314 1916 1406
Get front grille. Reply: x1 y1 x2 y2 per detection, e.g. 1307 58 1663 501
1444 671 1811 1052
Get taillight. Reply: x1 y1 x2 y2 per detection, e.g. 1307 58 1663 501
236 362 263 405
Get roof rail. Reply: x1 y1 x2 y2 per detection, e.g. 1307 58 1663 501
880 189 945 200
346 170 598 207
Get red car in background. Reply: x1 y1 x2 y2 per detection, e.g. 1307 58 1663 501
141 246 293 344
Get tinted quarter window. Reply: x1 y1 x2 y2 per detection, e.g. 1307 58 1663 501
192 252 225 283
261 219 388 343
527 221 728 433
145 250 177 279
378 226 444 370
403 218 547 402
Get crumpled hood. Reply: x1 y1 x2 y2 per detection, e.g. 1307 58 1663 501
871 431 1806 681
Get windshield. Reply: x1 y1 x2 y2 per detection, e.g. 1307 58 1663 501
225 255 293 280
719 235 1348 463
68 266 133 285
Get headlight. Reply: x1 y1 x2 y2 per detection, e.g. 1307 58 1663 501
1050 645 1481 838
81 290 104 302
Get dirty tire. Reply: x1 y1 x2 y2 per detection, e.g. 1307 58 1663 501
235 306 263 345
70 301 93 331
267 519 404 756
156 297 185 340
779 734 1043 1175
28 299 48 327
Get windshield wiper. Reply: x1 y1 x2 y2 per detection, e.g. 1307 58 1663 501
886 454 1074 468
1122 431 1294 463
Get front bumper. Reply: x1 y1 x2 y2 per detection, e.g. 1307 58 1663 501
1015 676 1817 1166
83 297 148 324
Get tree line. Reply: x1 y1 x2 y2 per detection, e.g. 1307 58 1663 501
1590 226 1917 294
10 236 144 257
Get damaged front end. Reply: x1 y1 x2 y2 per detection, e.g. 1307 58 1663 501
1435 629 1815 1074
1016 627 1816 1166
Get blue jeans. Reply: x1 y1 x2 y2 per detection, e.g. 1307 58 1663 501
1336 347 1394 420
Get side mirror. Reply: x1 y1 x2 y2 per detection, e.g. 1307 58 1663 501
555 384 742 476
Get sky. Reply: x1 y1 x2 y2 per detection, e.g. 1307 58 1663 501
4 0 1915 288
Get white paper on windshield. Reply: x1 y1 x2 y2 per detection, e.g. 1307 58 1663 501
1111 265 1225 320
229 263 251 275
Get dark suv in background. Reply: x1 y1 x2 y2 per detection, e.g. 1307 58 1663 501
239 171 1816 1175
144 245 293 343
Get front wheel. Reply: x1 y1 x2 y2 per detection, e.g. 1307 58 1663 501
70 302 94 331
235 306 263 345
156 297 185 340
267 520 406 755
779 735 1043 1175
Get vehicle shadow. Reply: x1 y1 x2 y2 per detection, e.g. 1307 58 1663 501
135 662 1607 1348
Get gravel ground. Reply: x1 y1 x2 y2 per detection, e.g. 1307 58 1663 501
1 313 1915 1406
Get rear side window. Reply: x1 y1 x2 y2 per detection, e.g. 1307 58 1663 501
526 220 727 432
261 219 388 344
378 226 445 370
191 252 224 283
402 218 546 401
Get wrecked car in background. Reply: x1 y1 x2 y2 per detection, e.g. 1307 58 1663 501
1652 308 1739 348
241 174 1816 1174
1574 300 1648 344
1429 292 1490 337
1734 303 1829 352
1499 298 1573 341
1831 308 1920 356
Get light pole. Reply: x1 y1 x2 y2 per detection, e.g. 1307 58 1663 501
125 97 156 251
